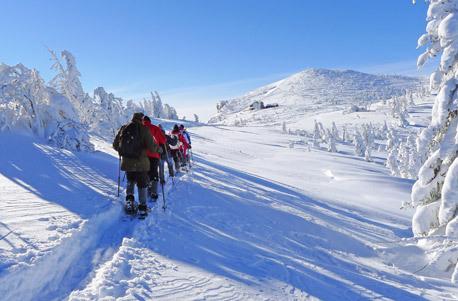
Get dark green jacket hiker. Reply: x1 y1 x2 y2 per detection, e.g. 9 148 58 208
113 114 160 172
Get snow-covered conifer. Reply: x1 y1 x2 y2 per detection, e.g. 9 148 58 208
353 128 365 157
362 124 374 162
312 120 321 147
331 121 339 141
326 129 337 153
412 0 458 241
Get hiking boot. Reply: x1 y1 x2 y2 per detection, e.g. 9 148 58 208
138 203 148 219
150 192 158 201
138 203 148 212
148 181 158 200
125 195 136 214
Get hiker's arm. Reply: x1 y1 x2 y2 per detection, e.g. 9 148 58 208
113 127 122 151
145 130 161 154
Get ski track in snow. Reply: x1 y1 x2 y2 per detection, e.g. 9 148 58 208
2 104 458 300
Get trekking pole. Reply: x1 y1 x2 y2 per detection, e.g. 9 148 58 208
161 182 166 211
117 156 121 197
164 146 174 179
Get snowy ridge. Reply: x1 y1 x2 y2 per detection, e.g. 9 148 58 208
209 69 425 126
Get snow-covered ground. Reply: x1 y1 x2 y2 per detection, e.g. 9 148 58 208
1 102 458 300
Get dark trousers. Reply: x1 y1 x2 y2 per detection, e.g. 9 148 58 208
126 171 148 188
171 149 181 168
148 158 160 182
126 171 149 205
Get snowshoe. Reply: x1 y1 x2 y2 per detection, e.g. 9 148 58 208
124 195 137 215
138 204 148 219
150 192 158 202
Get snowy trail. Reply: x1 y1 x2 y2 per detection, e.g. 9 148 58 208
69 126 458 300
0 133 129 301
3 122 458 300
0 204 129 301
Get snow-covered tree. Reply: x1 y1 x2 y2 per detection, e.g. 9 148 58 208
390 96 409 128
331 122 339 141
49 49 94 125
152 91 164 118
162 104 177 119
406 133 420 179
353 128 365 157
326 129 337 152
381 121 389 139
312 120 321 147
194 114 199 123
411 0 458 282
362 124 374 162
91 87 125 138
342 126 347 142
385 127 400 175
0 62 93 151
317 121 326 140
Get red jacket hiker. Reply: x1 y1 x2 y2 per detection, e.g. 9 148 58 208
143 119 166 159
172 128 188 154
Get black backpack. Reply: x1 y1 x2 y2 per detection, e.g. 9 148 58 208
116 122 143 158
167 134 179 147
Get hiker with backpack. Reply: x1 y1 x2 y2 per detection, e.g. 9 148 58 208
170 124 188 171
113 112 160 217
158 124 175 178
142 116 166 200
179 124 191 164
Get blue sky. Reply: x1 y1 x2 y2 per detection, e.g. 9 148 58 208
0 0 430 121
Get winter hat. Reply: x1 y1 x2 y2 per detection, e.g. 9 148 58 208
173 124 179 132
132 112 144 121
179 124 185 129
143 116 151 123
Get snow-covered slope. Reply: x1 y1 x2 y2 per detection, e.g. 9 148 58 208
209 69 425 126
1 103 458 300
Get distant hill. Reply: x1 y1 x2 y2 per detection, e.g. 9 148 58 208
209 68 425 125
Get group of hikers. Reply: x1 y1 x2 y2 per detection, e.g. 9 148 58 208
113 112 192 217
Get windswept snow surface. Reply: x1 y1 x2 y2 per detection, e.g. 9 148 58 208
1 108 458 300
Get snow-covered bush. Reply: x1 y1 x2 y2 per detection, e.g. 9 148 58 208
0 63 93 151
411 0 458 282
